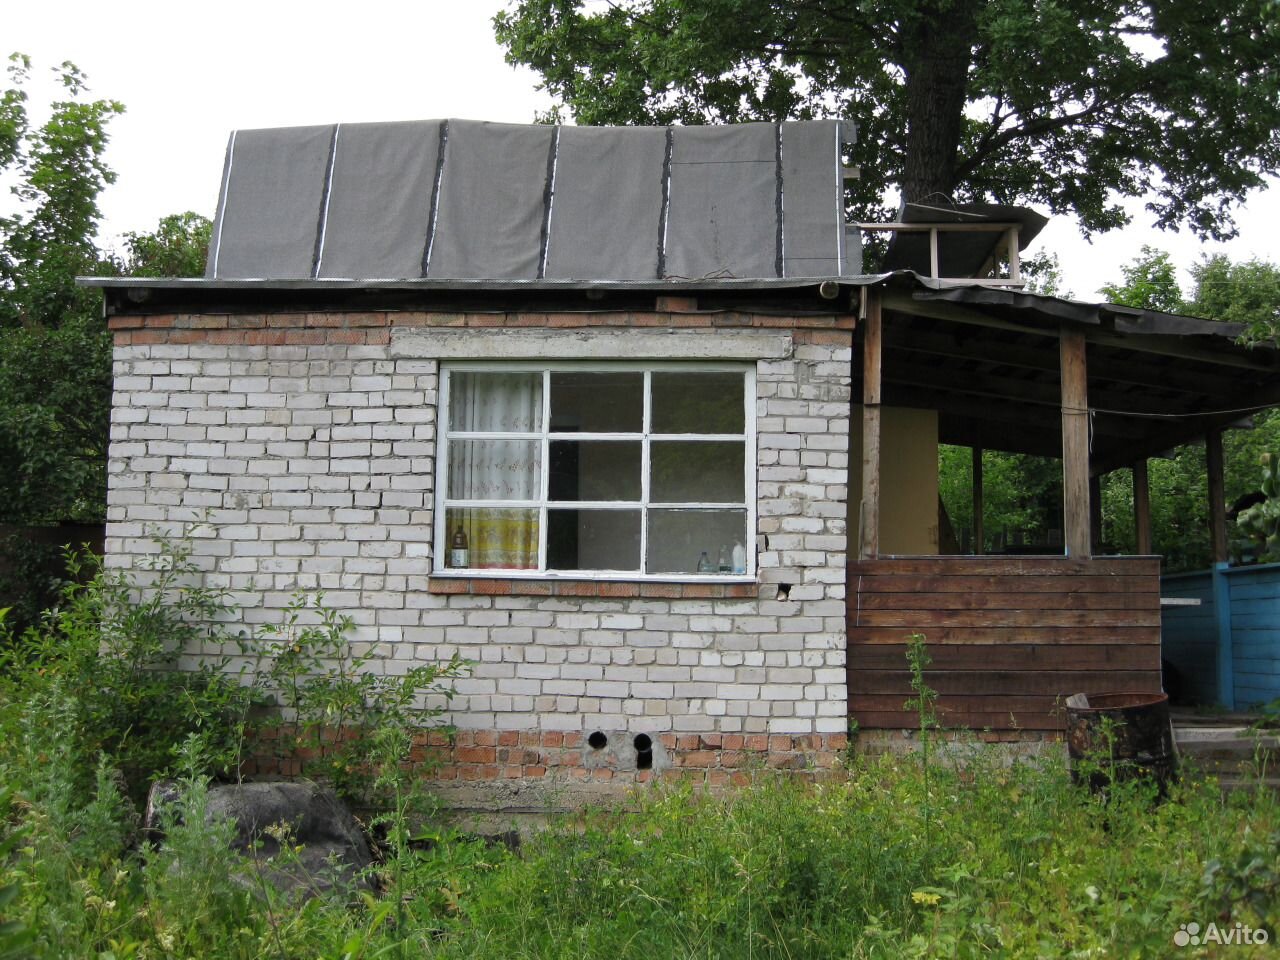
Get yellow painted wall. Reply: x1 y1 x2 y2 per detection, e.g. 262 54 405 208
849 405 940 555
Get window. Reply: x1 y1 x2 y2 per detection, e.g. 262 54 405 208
436 363 755 578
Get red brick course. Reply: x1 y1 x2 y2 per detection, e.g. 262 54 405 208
110 307 854 347
245 728 849 787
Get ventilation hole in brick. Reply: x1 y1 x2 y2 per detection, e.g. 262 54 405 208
776 583 792 601
633 733 654 770
588 731 608 750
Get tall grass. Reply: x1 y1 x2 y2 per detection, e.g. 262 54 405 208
0 544 1277 957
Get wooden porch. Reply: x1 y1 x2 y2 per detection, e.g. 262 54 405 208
847 279 1280 734
847 556 1162 732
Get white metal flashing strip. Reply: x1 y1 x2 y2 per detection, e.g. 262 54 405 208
538 126 561 280
313 123 341 278
209 130 237 279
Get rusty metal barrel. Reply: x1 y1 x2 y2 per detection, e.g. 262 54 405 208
1064 692 1179 794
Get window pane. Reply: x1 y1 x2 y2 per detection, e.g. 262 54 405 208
651 372 745 434
548 509 641 571
448 440 541 501
444 507 539 571
550 372 643 433
647 509 748 575
650 441 744 503
449 371 542 432
549 440 641 502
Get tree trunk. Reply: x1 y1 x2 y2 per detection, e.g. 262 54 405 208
899 2 981 204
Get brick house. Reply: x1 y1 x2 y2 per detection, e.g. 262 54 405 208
87 118 1280 808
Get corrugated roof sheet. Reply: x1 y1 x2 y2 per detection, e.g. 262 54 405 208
206 119 856 282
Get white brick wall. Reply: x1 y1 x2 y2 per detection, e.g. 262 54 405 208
106 325 851 736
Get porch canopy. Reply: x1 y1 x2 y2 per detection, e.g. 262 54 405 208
876 280 1280 472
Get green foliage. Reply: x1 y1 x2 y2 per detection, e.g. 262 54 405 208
495 0 1280 239
0 57 210 533
0 534 71 635
1236 452 1280 563
253 591 466 804
1100 244 1183 312
1019 250 1073 299
0 58 213 657
939 446 1063 552
112 211 211 279
0 536 255 798
1186 254 1280 344
0 310 113 523
0 54 122 331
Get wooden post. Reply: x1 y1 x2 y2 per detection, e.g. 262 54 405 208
1207 427 1229 564
1060 328 1092 558
1133 458 1152 555
972 446 984 555
860 290 883 559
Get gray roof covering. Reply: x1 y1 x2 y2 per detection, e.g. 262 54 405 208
206 119 856 283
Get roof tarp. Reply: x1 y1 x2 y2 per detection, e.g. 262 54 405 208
206 118 853 282
317 120 442 280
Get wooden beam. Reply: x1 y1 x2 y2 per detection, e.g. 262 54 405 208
972 446 984 555
880 324 1248 398
1133 459 1152 555
1091 407 1264 475
1207 427 1229 564
1061 328 1092 558
860 290 883 559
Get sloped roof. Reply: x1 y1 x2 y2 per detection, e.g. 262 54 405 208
206 118 856 283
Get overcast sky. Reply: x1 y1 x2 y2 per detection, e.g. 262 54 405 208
8 0 1278 300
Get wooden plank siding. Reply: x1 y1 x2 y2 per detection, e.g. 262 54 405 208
848 557 1163 733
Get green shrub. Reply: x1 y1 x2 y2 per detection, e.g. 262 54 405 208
0 536 255 799
250 591 467 805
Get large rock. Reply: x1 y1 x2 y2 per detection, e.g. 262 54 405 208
145 779 374 899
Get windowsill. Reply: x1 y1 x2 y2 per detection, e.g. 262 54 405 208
427 575 759 599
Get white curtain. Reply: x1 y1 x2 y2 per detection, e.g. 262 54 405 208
447 372 541 569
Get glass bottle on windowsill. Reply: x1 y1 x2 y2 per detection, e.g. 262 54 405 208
449 525 469 568
717 544 730 573
696 550 713 573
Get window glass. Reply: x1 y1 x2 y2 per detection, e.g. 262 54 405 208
440 366 752 578
550 372 643 432
651 372 744 434
444 507 539 570
449 372 542 432
549 440 642 501
646 509 748 575
548 509 641 571
447 440 540 501
650 441 745 502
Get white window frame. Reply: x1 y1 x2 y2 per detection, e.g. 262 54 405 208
434 361 757 581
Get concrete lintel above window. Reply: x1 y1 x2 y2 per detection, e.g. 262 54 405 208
391 328 792 361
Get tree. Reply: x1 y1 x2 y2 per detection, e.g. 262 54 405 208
0 55 211 525
0 54 123 330
495 0 1280 238
114 211 212 279
1099 244 1182 312
1184 253 1280 343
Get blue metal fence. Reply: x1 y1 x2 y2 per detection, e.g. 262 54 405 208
1161 562 1280 709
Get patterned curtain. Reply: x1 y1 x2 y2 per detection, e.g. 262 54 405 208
448 373 542 569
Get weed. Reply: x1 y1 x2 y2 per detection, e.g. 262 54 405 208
251 590 467 805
